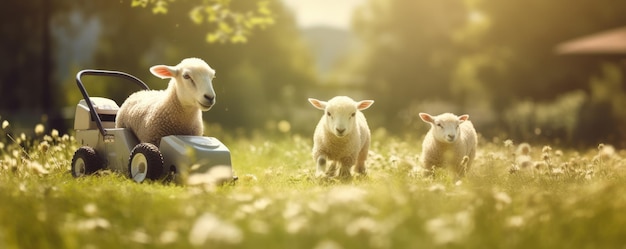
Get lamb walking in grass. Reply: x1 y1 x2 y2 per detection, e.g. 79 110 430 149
419 112 477 177
116 58 216 145
309 96 374 178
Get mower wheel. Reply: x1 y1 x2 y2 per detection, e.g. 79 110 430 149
71 146 102 177
129 143 164 183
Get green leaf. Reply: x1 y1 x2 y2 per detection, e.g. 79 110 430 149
219 22 233 34
190 7 204 24
230 34 248 43
152 1 168 14
257 1 271 15
206 33 220 43
131 0 148 8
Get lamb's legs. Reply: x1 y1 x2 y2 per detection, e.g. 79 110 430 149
316 156 327 178
354 160 366 176
353 145 369 176
337 164 351 178
326 161 338 177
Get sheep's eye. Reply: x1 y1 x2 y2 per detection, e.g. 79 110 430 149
351 113 356 117
183 74 191 80
326 112 331 117
436 123 443 128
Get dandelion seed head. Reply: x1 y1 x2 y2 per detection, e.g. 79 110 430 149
83 203 98 216
428 184 446 193
241 174 258 183
425 210 474 245
253 198 272 211
506 215 525 228
130 230 150 244
30 162 49 175
327 186 367 206
159 230 178 244
277 120 291 133
189 213 242 246
504 139 514 148
555 150 563 157
313 239 343 249
542 145 552 154
345 217 378 237
38 141 50 153
308 200 329 214
2 120 9 129
51 129 59 138
74 218 111 231
285 216 308 234
494 191 512 210
283 201 302 219
517 143 531 156
34 124 45 136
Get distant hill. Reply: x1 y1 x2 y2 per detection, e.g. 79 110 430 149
300 26 360 78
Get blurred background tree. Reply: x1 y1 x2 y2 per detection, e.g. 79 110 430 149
2 0 626 147
342 0 626 147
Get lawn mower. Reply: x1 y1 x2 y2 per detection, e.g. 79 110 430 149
70 69 234 184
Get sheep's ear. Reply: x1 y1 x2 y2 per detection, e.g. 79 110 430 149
419 113 434 123
356 100 374 111
308 98 326 110
150 65 178 79
459 114 470 123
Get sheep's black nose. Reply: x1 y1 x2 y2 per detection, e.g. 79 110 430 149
447 134 455 140
204 94 215 104
336 128 346 134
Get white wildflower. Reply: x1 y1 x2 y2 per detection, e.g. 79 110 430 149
130 229 150 244
313 239 343 249
327 186 367 206
425 210 473 245
51 129 59 138
345 217 379 236
494 191 512 211
159 230 178 244
83 203 98 216
189 213 243 246
506 215 525 228
75 218 111 231
34 124 45 136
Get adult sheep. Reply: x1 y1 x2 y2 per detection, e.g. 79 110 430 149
309 96 374 178
116 58 216 145
419 112 477 177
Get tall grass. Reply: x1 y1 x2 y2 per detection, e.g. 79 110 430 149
1 121 625 249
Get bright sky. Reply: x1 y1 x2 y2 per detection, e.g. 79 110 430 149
282 0 366 29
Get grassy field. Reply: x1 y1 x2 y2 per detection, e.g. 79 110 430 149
1 122 626 249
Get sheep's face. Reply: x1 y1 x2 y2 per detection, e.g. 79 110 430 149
150 58 216 111
420 113 469 143
309 96 374 138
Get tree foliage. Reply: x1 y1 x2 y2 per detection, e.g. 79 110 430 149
0 0 315 134
348 0 626 145
130 0 275 43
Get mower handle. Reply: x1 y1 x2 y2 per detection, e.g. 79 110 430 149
76 69 150 136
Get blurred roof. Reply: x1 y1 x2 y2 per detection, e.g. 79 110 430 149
556 26 626 55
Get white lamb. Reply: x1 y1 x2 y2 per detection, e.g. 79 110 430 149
419 112 477 177
116 58 216 145
308 96 374 178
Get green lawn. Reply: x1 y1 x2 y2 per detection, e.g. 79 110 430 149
1 125 625 249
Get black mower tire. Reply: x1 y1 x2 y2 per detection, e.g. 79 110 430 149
128 143 164 183
71 146 103 177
